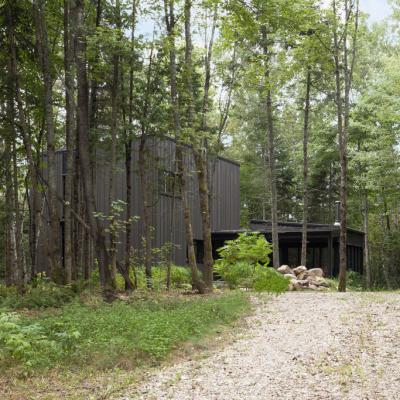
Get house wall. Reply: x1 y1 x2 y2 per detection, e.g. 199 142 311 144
38 137 240 269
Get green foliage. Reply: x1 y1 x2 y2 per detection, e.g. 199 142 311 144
0 292 250 372
253 267 290 294
0 275 76 310
326 271 364 291
0 312 63 369
215 232 288 293
217 232 273 266
114 265 193 291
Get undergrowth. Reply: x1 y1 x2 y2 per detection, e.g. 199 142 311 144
0 291 250 374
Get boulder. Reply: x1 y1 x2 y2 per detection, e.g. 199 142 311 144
306 276 330 288
278 265 293 275
284 273 297 280
308 268 324 278
309 284 318 290
291 280 302 291
297 271 309 280
316 277 330 288
297 279 309 287
293 266 307 276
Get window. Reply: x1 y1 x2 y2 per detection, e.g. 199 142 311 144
159 170 180 197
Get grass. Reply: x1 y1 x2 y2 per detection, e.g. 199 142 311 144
0 290 251 399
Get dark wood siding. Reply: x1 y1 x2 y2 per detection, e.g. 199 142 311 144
39 138 240 269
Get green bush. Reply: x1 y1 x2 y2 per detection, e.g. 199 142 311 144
217 232 272 265
215 232 288 293
347 270 363 290
253 267 290 294
0 312 62 368
128 265 193 290
215 261 256 289
0 277 76 310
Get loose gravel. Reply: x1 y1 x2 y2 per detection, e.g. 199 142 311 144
117 292 400 400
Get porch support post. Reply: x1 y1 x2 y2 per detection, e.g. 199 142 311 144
327 232 334 277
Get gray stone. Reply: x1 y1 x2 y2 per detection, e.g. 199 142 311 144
278 265 293 275
297 279 309 287
297 271 309 280
308 268 324 278
293 266 307 276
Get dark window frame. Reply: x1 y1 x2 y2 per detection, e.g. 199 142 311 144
159 169 181 198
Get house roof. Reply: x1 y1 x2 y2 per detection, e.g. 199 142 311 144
212 219 365 236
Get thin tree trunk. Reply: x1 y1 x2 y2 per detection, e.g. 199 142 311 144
137 41 156 289
7 1 41 280
301 68 311 267
33 0 63 283
108 0 121 285
12 139 25 293
138 140 153 288
363 192 371 289
333 0 346 292
261 26 279 268
335 0 359 292
185 0 213 290
4 134 14 286
380 199 392 289
165 0 205 293
72 0 115 299
64 0 75 284
89 0 102 131
123 0 137 291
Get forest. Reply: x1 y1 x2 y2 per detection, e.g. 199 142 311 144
1 0 400 398
1 0 399 294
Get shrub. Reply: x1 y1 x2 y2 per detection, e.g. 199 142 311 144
217 232 272 265
133 265 192 290
214 261 256 289
0 277 76 310
215 232 288 293
0 312 61 368
253 267 290 294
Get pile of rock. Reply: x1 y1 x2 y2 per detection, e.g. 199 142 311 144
277 265 331 291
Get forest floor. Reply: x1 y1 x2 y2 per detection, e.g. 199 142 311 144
116 292 400 400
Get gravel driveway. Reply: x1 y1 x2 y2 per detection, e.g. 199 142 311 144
117 292 400 400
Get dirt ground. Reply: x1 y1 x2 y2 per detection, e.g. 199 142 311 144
116 292 400 400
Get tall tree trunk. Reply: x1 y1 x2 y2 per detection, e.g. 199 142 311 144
72 0 115 299
12 139 25 293
33 0 63 283
89 0 102 131
185 0 213 290
123 0 137 291
7 1 41 280
137 41 156 289
301 68 311 267
334 0 359 292
108 0 121 285
261 26 279 268
165 0 205 293
333 0 346 292
64 0 75 283
4 134 14 286
138 139 153 288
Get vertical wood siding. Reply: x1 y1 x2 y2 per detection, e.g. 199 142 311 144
40 138 240 269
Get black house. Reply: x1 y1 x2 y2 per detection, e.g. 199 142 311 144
40 136 364 278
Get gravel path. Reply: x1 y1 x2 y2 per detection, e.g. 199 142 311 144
117 292 400 400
